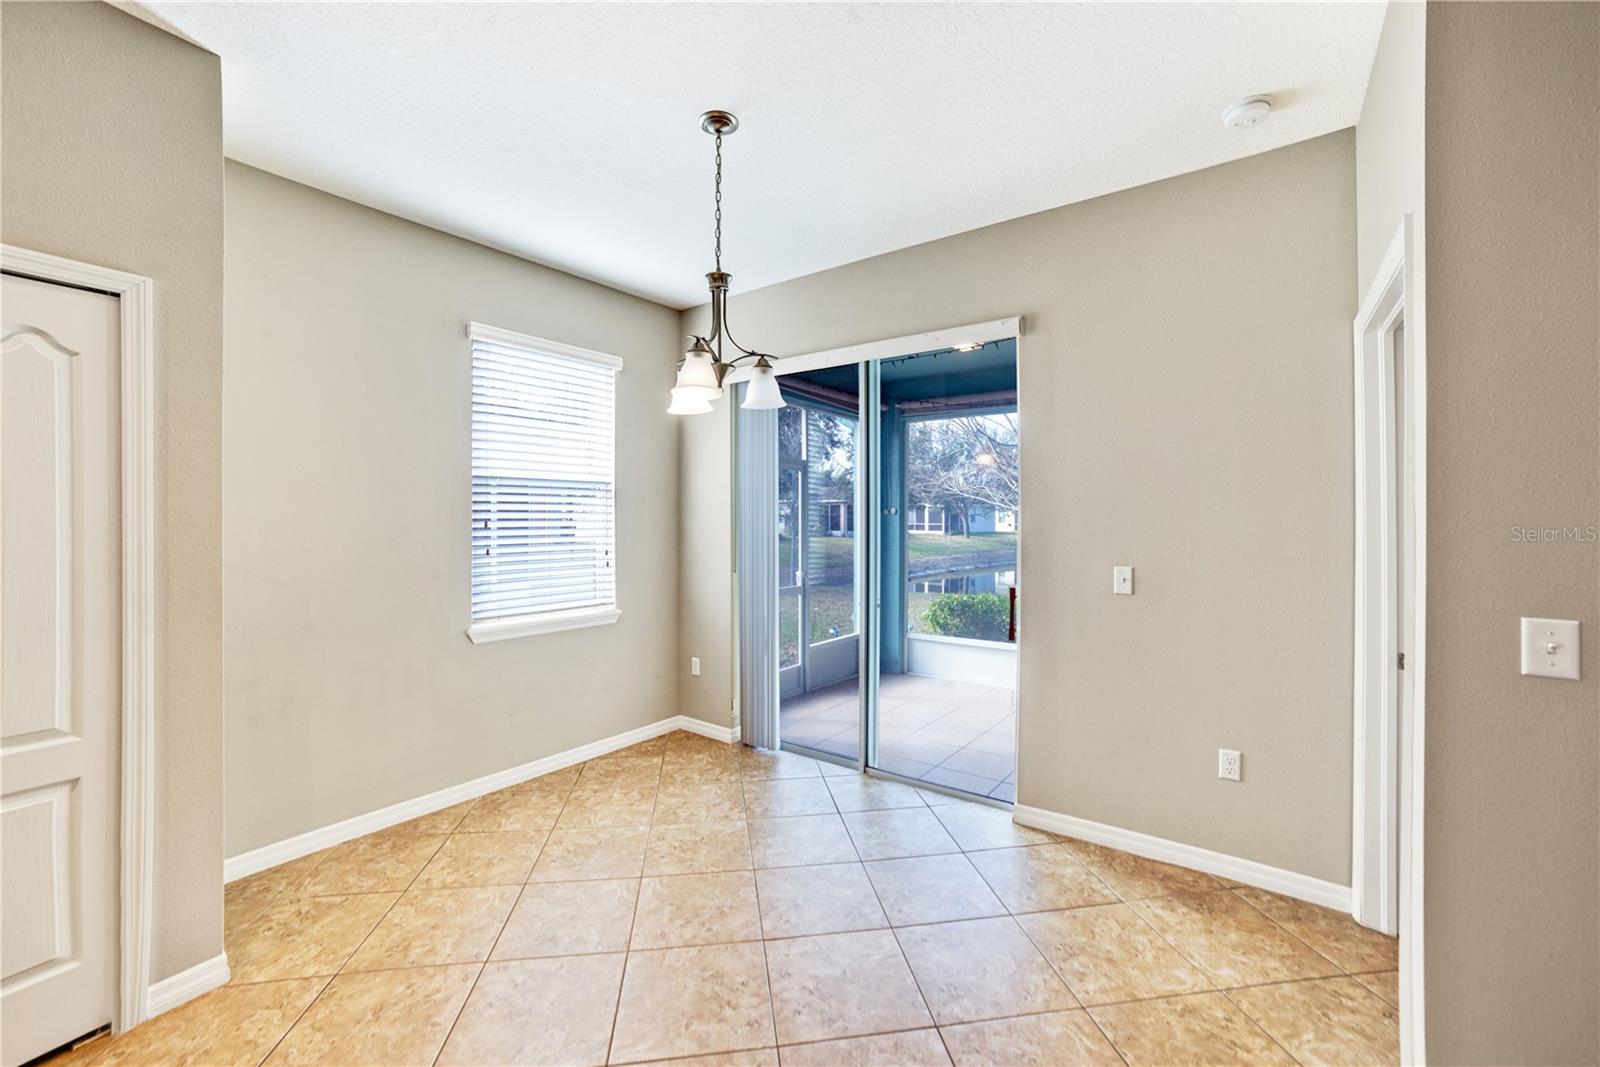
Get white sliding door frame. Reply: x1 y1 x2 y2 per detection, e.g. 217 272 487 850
727 317 1023 790
721 318 1021 387
1 245 157 1031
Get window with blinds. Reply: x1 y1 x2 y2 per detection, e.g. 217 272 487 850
467 323 623 642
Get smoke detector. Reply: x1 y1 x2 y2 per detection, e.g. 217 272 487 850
1222 96 1274 130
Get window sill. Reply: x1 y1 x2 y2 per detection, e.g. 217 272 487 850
467 606 621 644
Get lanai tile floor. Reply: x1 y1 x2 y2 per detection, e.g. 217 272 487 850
49 733 1398 1066
781 674 1017 799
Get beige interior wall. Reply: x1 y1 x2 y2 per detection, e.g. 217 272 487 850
678 407 739 731
0 1 226 982
679 132 1359 883
1422 4 1599 1062
222 163 682 856
1356 0 1425 297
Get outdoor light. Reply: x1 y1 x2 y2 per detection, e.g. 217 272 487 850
667 110 786 415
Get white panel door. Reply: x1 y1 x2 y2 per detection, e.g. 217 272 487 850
1 273 120 1066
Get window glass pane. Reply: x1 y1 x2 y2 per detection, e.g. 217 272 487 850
904 412 1019 642
470 330 618 622
779 594 800 669
805 407 857 642
778 404 803 461
777 467 800 589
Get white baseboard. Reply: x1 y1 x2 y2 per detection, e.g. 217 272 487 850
144 953 229 1020
675 715 737 744
225 715 728 883
1012 805 1352 912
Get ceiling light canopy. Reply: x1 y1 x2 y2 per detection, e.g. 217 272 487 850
669 110 785 415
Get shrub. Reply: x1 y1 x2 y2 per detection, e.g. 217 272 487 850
919 592 1012 642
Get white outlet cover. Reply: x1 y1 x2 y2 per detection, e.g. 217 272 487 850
690 656 702 677
1218 748 1241 781
1521 618 1580 680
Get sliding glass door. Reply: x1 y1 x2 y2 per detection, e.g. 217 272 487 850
754 339 1020 800
776 375 863 763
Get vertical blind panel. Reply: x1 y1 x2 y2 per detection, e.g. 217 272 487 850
471 334 618 621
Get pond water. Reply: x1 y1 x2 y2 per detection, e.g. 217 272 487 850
909 566 1017 596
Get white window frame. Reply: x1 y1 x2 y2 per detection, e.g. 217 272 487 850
465 322 623 644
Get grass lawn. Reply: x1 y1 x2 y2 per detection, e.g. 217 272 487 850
780 585 856 664
805 532 1017 572
905 531 1017 561
781 531 1017 649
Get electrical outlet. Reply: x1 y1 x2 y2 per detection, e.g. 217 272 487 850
1218 748 1241 781
690 656 701 677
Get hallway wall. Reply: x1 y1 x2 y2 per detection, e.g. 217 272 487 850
0 0 226 984
1421 3 1599 1061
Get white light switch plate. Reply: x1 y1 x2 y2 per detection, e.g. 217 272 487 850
1521 618 1580 680
1113 566 1134 595
690 656 702 677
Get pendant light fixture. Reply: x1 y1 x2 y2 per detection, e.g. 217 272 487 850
668 110 786 415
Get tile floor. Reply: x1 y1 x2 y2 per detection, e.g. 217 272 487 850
781 674 1017 800
52 732 1398 1066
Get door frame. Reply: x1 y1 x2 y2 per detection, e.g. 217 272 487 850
1349 219 1425 1062
2 244 157 1032
727 317 1022 792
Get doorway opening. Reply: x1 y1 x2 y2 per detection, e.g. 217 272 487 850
870 341 1019 799
768 338 1020 801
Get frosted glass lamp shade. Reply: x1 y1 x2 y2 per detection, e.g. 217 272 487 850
677 343 722 393
741 361 786 410
667 386 716 415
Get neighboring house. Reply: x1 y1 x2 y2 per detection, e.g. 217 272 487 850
906 502 944 532
817 499 853 536
906 502 1016 534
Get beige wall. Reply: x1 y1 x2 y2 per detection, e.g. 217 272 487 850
678 408 739 733
223 163 682 855
1356 1 1426 297
680 132 1359 883
0 2 226 982
1422 4 1599 1062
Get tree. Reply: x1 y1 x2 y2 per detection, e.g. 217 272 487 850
905 413 1018 537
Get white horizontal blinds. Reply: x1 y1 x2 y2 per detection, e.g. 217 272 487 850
470 329 618 622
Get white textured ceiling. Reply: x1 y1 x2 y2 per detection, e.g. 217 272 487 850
143 1 1385 309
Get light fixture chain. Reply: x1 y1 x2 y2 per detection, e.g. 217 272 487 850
713 131 722 271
